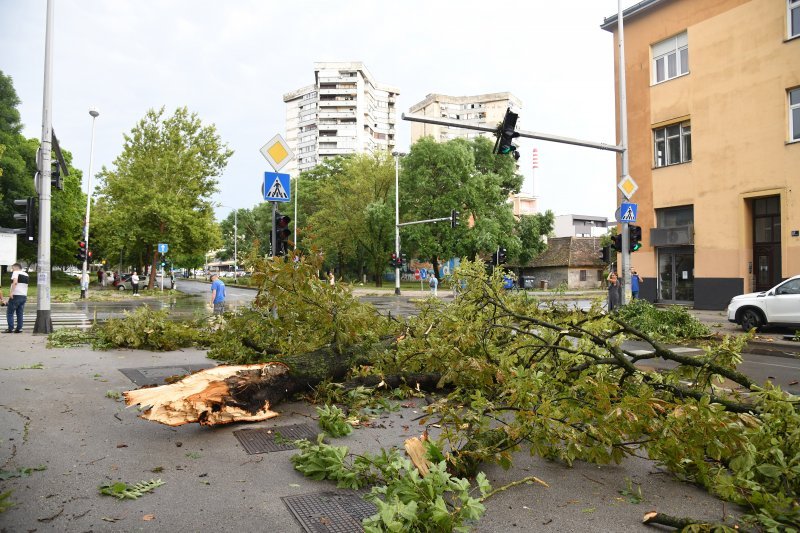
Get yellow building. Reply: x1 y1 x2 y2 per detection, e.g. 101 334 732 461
602 0 800 309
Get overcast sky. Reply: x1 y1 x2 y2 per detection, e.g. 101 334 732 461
1 0 634 223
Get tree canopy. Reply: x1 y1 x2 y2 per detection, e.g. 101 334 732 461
93 107 232 285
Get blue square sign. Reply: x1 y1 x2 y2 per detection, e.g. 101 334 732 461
620 202 638 223
264 172 291 203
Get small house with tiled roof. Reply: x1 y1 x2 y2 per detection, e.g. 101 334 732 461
522 236 607 289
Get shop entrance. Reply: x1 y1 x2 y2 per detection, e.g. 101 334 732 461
658 247 694 303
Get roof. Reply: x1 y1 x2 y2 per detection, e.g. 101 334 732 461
600 0 670 31
530 237 605 268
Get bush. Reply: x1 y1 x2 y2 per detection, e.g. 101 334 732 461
615 299 710 342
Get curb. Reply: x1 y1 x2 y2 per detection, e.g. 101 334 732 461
744 340 800 359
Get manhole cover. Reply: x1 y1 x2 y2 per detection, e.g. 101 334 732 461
283 491 376 533
233 424 318 454
118 364 213 386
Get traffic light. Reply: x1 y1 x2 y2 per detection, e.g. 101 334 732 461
13 197 35 242
600 245 611 263
493 108 520 161
400 254 407 268
497 247 508 265
629 225 642 252
76 240 87 262
389 252 398 268
613 234 622 252
274 212 291 256
451 209 460 229
51 162 63 190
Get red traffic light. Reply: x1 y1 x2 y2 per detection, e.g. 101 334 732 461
79 240 86 249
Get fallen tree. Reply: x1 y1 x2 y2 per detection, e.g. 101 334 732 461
115 254 798 531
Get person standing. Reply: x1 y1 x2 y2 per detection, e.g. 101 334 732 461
607 272 620 313
5 263 29 333
429 274 438 296
98 269 104 287
131 271 140 296
631 269 643 300
210 273 226 315
328 271 335 286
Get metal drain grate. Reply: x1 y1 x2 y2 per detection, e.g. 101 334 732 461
233 424 319 454
118 364 214 386
282 491 376 533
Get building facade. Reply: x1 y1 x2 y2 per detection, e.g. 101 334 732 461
283 62 400 176
409 92 522 144
602 0 800 309
554 214 609 238
523 237 607 290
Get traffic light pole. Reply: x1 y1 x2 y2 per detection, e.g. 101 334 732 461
271 202 277 259
80 109 99 299
394 154 401 295
34 0 55 334
617 0 631 305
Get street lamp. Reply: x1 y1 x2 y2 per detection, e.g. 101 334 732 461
392 151 407 296
80 107 99 299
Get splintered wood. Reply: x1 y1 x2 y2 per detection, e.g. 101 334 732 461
124 363 291 427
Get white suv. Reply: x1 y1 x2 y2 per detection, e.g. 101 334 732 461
727 274 800 331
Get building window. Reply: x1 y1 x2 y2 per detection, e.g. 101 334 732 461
579 270 587 282
790 0 800 38
656 205 694 228
654 122 691 167
597 270 605 282
652 32 688 84
790 88 800 141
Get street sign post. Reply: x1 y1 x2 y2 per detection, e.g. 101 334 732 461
158 243 168 253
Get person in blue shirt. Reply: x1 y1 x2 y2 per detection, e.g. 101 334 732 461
631 269 643 300
210 273 226 315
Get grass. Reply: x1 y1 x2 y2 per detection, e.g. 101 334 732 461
15 271 185 303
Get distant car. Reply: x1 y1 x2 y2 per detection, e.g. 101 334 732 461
727 274 800 331
116 273 175 290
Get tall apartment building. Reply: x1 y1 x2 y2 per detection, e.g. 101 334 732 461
601 0 800 309
409 92 522 144
283 62 400 176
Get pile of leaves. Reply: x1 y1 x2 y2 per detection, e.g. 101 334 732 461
614 298 711 342
92 306 211 351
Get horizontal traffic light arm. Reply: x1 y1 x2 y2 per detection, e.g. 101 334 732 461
402 113 624 153
398 215 453 227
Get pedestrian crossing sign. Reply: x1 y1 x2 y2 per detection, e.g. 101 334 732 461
264 172 291 203
620 202 638 223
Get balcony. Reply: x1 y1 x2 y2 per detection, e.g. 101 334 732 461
318 99 356 107
318 111 355 120
318 87 358 96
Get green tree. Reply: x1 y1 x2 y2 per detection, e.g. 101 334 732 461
401 136 529 278
94 107 232 287
306 153 394 285
0 70 85 265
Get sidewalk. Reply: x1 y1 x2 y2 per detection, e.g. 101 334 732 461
0 333 737 532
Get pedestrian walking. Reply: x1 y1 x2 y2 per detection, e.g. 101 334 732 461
607 272 620 312
5 263 29 333
107 271 115 287
429 275 438 296
631 269 643 300
98 269 104 286
328 271 335 286
210 273 226 315
131 271 140 296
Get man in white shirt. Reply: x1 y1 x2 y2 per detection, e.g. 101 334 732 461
131 271 140 296
5 263 29 333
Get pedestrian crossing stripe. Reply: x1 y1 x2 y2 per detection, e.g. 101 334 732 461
621 206 635 221
267 177 288 199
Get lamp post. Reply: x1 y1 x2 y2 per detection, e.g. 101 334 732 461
392 151 406 296
80 108 99 299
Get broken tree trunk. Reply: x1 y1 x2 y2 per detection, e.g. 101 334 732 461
124 363 294 427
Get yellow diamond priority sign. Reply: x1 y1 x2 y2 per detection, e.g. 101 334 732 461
260 134 294 172
617 174 638 200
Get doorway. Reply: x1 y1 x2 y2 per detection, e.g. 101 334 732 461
658 247 694 303
752 196 781 292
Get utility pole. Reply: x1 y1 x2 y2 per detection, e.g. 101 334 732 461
34 0 55 334
617 0 631 305
392 151 405 295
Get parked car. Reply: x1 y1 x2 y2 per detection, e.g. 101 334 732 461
116 273 175 290
727 274 800 331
